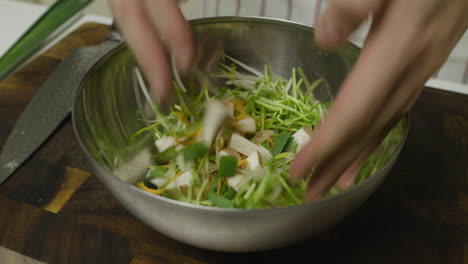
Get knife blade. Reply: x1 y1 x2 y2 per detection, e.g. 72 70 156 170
0 28 122 184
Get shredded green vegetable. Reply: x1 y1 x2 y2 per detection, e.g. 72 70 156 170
131 56 406 209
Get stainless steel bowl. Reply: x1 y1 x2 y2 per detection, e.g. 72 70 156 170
72 17 408 252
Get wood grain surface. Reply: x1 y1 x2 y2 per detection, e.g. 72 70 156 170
0 23 467 264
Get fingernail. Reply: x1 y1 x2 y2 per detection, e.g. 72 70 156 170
336 168 358 190
157 91 174 115
289 152 312 182
174 53 192 76
289 163 303 184
305 188 324 202
149 78 173 115
149 78 163 101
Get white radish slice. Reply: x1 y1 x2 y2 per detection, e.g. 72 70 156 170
235 117 256 133
203 99 229 146
155 136 176 153
229 133 258 156
246 151 261 170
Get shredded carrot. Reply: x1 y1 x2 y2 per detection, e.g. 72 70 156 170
177 111 190 126
204 178 215 197
235 114 247 120
216 179 222 194
137 182 164 195
195 128 202 136
237 159 248 168
233 98 247 120
163 171 183 188
179 139 196 146
138 171 183 196
177 128 201 145
267 137 274 148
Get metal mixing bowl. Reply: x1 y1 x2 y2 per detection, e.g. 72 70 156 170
72 17 408 252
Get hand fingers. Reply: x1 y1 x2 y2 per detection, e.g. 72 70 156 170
303 139 367 200
299 47 429 201
293 0 467 200
108 0 172 102
363 2 467 133
290 0 441 200
304 36 460 199
335 135 382 190
143 0 194 74
315 0 384 49
291 0 420 183
300 30 462 201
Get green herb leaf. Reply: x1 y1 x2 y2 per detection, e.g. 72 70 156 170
154 147 177 164
148 166 169 179
208 191 234 208
183 142 209 162
218 155 237 177
223 186 237 200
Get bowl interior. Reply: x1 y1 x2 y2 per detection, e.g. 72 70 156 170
72 17 398 192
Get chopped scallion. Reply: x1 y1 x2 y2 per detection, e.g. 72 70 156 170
272 132 292 156
218 155 237 178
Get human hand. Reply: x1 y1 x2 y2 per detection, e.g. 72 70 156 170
107 0 194 103
290 0 468 200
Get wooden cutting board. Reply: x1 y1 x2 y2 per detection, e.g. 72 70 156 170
0 22 467 264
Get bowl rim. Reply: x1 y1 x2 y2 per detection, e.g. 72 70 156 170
72 16 410 214
188 16 362 52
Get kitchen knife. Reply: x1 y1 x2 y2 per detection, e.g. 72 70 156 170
0 25 122 184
